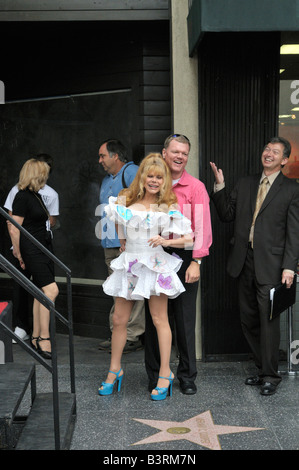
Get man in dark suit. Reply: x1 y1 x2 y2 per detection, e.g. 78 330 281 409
210 137 299 395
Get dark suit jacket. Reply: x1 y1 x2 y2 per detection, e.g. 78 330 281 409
211 172 299 285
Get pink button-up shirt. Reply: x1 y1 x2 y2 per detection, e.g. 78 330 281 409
172 170 212 259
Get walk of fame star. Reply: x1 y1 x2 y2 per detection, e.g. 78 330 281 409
132 410 264 450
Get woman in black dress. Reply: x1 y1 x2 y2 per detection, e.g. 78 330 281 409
9 159 59 359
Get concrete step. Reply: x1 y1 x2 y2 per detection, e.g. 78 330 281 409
0 363 36 449
16 392 76 450
0 301 13 363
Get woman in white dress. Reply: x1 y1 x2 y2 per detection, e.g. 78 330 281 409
98 153 193 400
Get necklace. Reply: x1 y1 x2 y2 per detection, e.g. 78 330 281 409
33 191 50 218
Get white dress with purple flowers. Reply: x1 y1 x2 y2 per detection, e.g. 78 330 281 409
102 197 193 300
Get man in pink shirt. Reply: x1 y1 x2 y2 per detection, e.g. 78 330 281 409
145 134 212 395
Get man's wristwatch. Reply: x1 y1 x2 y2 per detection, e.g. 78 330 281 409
192 258 201 265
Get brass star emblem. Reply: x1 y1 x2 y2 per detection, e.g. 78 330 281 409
132 411 264 450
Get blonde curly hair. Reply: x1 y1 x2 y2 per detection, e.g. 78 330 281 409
118 153 177 210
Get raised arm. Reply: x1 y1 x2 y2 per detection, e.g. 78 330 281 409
210 162 224 185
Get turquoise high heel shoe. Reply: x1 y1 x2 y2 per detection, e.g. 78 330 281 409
151 372 174 401
98 368 123 396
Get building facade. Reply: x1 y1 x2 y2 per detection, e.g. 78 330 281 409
0 0 298 360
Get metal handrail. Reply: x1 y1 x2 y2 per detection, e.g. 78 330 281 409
0 206 76 450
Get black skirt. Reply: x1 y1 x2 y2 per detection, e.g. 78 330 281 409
23 248 55 289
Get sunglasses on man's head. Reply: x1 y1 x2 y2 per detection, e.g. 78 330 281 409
171 134 190 143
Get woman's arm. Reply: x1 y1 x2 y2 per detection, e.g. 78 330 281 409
115 223 127 253
148 207 194 249
148 234 193 249
9 215 26 269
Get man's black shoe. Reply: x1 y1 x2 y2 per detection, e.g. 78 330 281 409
260 382 277 396
180 381 197 395
244 375 263 386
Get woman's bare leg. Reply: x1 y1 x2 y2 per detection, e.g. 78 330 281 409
101 297 133 385
34 282 59 352
148 294 173 393
32 298 41 348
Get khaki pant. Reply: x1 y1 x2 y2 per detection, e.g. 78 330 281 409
104 248 145 342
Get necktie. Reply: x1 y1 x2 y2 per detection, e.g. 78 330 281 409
250 177 269 247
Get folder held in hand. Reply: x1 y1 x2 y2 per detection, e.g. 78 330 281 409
269 274 297 320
